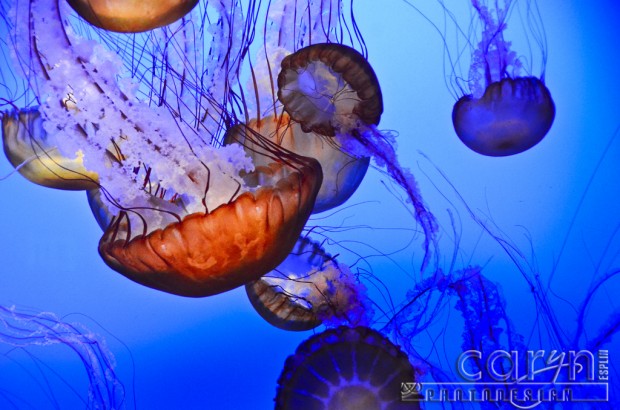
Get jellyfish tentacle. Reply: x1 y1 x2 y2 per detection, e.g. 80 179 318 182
352 126 439 272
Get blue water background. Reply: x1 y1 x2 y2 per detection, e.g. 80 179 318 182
0 1 619 408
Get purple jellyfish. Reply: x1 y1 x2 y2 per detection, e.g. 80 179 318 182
276 326 421 410
452 0 555 156
246 237 373 331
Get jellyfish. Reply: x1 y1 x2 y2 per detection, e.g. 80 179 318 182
276 42 438 270
241 2 437 269
225 113 370 214
276 326 420 410
0 305 126 408
451 0 555 156
5 0 323 297
387 267 526 356
277 43 383 137
66 0 199 33
246 236 373 331
2 107 99 190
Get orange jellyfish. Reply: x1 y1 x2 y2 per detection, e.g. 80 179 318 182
13 0 323 297
277 43 437 271
2 108 99 190
98 155 322 297
246 237 372 331
451 0 555 156
276 326 420 410
66 0 199 33
225 114 369 214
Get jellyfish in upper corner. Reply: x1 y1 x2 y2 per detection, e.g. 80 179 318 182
66 0 198 33
452 0 555 156
4 0 322 297
275 326 421 410
245 237 373 331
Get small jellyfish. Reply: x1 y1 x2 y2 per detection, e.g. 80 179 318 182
278 43 383 137
277 43 437 270
452 0 555 156
225 114 369 214
2 108 99 190
246 237 372 331
276 326 420 410
66 0 199 33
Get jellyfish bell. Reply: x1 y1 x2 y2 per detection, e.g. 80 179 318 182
277 43 437 270
99 157 323 298
2 108 99 190
277 43 383 137
225 114 369 214
246 237 373 331
276 326 420 410
449 0 555 156
66 0 199 33
452 76 555 156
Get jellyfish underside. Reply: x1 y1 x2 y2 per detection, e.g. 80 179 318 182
452 77 555 156
2 108 99 190
98 159 323 297
277 43 438 272
246 237 327 331
278 43 383 137
276 326 419 410
225 114 369 214
246 236 370 331
246 276 321 331
66 0 199 33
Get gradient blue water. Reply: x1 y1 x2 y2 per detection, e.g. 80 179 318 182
0 1 619 408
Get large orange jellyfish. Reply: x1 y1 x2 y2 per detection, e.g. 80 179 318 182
99 157 322 297
245 237 372 331
276 326 420 410
451 0 555 156
8 0 323 297
66 0 198 33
